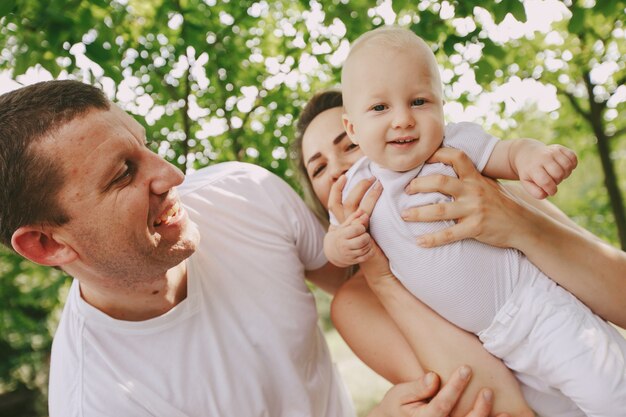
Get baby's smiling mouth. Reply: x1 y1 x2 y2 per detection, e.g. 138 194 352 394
154 201 180 227
389 137 416 144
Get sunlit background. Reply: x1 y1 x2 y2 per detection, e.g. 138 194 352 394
0 1 624 415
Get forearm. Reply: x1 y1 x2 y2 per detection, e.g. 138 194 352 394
482 138 534 180
331 275 424 384
505 185 626 328
360 262 531 416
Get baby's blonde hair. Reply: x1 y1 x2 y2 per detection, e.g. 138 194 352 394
341 26 441 91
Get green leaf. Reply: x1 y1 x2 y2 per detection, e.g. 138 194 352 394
506 0 527 23
474 59 494 85
482 40 506 61
13 52 33 77
0 0 16 18
567 6 585 34
491 3 508 24
391 0 410 15
84 41 113 63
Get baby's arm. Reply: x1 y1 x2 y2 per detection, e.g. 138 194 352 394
324 210 375 267
483 138 577 199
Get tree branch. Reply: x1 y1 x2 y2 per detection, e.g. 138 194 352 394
556 86 591 122
152 66 181 101
583 70 608 113
610 127 626 140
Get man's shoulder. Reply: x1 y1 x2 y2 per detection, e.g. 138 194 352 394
179 162 274 195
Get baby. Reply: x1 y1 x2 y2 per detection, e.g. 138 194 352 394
326 26 626 417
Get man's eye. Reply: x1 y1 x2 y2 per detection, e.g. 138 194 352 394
371 104 386 112
411 98 425 106
114 162 135 184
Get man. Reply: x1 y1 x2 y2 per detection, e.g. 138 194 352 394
0 80 500 417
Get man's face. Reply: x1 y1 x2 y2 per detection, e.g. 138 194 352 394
42 104 199 286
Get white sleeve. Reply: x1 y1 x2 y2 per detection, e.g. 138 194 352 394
261 169 328 271
181 162 328 271
443 122 500 172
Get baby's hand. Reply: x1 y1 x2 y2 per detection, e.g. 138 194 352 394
517 144 577 199
324 210 374 267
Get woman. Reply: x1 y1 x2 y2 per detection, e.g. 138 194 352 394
292 90 626 416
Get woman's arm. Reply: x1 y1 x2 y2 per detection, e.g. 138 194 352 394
337 255 532 417
328 180 532 417
402 148 626 328
333 272 531 417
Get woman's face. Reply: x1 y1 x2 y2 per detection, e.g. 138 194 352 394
301 107 364 209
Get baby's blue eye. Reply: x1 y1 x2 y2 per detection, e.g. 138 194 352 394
372 104 386 111
412 99 425 106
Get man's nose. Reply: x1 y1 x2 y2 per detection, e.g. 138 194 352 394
148 152 185 196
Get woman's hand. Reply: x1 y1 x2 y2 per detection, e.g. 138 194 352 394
401 147 528 249
401 147 626 327
368 366 510 417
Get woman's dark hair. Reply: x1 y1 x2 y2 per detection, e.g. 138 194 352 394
291 90 343 226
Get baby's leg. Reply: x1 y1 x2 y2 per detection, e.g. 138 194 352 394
480 272 626 417
527 298 626 417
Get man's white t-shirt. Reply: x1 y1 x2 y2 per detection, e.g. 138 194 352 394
49 162 355 417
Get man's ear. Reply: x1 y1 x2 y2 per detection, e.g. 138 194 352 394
11 226 78 267
342 113 358 144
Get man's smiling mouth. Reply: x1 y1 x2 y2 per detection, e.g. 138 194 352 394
154 201 180 227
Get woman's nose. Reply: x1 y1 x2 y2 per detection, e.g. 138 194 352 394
330 162 349 183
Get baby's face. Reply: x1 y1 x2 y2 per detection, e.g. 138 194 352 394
342 44 445 172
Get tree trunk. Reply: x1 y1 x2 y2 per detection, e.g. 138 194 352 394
595 133 626 249
584 72 626 249
0 385 40 417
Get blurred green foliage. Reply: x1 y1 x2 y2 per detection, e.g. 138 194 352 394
0 0 624 415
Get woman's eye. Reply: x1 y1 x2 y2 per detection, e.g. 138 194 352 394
312 164 326 178
411 98 425 106
346 143 359 151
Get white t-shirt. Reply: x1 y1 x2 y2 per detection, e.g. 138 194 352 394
49 162 355 417
338 122 528 333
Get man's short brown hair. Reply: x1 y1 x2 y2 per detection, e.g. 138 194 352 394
0 80 110 248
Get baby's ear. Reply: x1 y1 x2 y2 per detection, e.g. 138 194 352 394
11 226 78 267
342 114 358 144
